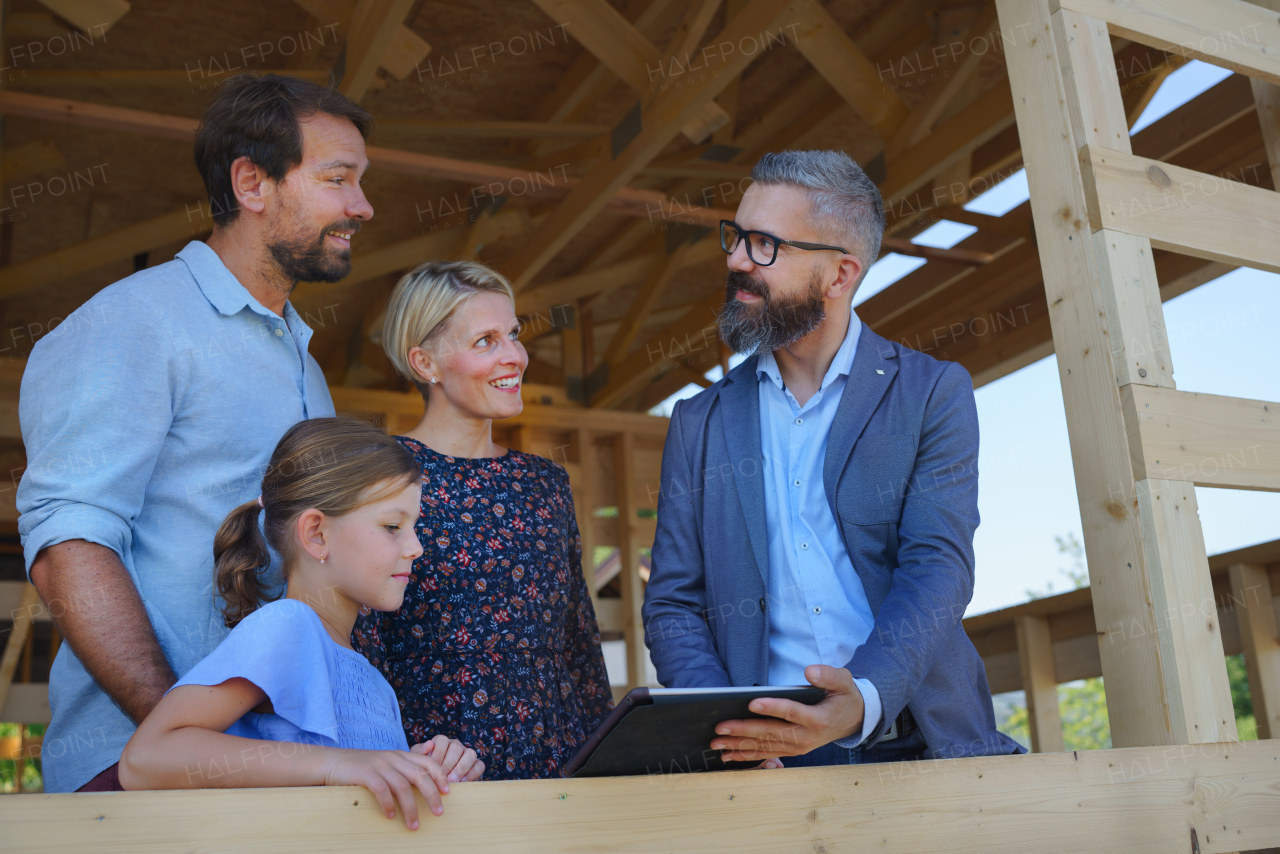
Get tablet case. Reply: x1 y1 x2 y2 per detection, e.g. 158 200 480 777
563 685 826 778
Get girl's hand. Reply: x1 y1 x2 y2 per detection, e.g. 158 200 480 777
322 748 452 830
412 736 485 782
756 758 784 769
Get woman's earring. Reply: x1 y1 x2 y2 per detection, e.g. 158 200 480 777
319 555 326 564
430 377 438 384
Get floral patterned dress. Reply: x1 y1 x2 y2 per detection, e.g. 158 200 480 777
352 436 613 780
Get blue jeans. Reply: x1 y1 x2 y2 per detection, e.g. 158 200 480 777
781 724 929 767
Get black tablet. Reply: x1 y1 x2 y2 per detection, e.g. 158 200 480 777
563 685 826 778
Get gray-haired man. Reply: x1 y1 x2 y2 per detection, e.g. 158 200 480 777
643 150 1023 766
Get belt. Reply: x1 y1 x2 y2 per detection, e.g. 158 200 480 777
870 706 915 745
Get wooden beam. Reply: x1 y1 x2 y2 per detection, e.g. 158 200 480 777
12 70 332 88
503 0 809 291
881 80 1015 206
517 256 657 316
0 584 40 717
789 3 909 137
885 2 999 157
4 740 1280 851
1080 145 1280 274
997 0 1233 748
1121 385 1280 492
1229 562 1280 739
590 289 721 408
337 0 416 102
374 120 609 138
613 432 647 690
1057 0 1280 85
0 204 210 300
1015 613 1065 753
528 0 731 142
37 0 129 35
603 238 707 367
0 90 199 140
293 0 430 80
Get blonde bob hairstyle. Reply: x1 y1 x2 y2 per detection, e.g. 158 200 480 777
382 259 516 400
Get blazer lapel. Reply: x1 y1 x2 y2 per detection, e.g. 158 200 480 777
718 357 770 587
823 323 899 511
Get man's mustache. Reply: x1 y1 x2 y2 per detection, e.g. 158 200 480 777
727 271 768 299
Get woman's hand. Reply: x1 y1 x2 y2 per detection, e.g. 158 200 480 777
413 736 485 782
322 748 452 830
756 759 784 769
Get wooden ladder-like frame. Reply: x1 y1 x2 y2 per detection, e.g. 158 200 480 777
996 0 1280 750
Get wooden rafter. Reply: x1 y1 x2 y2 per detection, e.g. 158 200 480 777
601 236 709 367
884 2 999 159
503 0 814 292
338 0 417 101
528 0 731 142
789 2 910 138
38 0 129 35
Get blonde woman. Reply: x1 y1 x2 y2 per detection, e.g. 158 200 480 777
351 260 611 780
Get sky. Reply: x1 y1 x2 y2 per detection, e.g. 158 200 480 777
649 60 1279 617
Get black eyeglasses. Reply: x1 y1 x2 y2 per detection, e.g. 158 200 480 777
719 220 849 267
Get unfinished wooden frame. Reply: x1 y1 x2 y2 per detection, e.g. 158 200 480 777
997 0 1280 759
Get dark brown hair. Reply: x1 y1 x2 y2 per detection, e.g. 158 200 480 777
194 73 374 227
214 417 419 628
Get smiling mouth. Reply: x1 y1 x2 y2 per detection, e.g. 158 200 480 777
489 376 520 391
326 230 353 244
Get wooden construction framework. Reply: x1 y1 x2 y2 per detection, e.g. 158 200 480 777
0 0 1276 848
996 0 1280 755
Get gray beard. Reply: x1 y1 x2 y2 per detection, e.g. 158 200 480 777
718 270 827 355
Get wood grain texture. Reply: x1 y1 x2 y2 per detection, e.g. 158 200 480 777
996 0 1177 748
1228 562 1280 739
1080 144 1280 274
1121 385 1280 492
3 741 1280 852
1054 0 1280 85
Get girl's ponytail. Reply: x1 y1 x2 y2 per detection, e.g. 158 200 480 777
211 417 419 628
214 499 273 628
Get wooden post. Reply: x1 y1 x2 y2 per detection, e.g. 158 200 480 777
1228 563 1280 740
996 0 1237 746
613 432 647 690
0 584 39 716
574 429 601 610
1015 614 1064 753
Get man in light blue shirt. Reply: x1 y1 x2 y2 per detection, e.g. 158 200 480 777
18 74 375 792
644 150 1021 766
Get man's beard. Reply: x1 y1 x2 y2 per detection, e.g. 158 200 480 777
267 217 360 285
718 269 827 355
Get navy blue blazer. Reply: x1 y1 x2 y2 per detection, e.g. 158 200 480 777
642 322 1024 759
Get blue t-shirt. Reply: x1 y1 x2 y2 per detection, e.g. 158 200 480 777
171 599 409 751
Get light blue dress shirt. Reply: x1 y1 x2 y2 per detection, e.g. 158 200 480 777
17 240 335 792
757 311 883 748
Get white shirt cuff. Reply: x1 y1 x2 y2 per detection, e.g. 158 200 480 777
833 677 882 749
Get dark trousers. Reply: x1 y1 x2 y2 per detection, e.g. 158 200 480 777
77 762 124 792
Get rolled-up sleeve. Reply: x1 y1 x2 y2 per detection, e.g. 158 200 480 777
17 293 180 577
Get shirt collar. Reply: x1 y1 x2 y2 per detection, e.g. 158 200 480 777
177 241 257 318
177 240 316 343
756 308 862 392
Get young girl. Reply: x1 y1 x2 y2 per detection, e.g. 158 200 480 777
120 417 483 829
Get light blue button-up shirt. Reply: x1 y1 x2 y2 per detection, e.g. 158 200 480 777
17 240 335 791
758 311 883 748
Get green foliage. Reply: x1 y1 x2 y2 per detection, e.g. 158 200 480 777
0 724 44 793
999 678 1112 751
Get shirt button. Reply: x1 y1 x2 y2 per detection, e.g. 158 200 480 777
800 542 809 550
813 606 822 615
274 328 285 337
793 479 801 487
795 418 803 425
